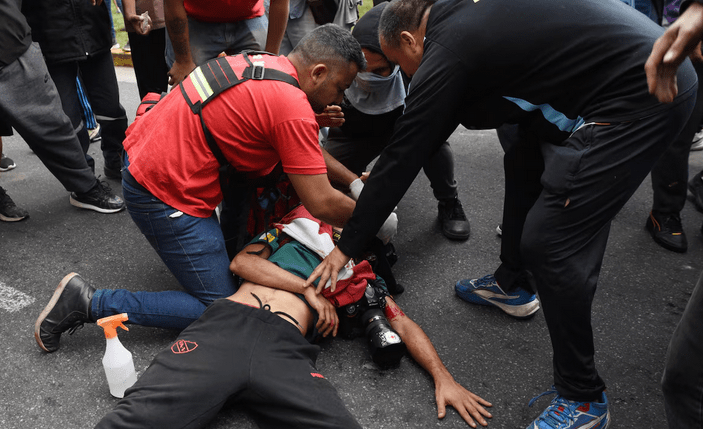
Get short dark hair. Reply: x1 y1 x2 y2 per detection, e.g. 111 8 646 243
292 24 366 72
379 0 436 49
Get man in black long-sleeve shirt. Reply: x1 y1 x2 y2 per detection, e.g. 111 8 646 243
307 0 698 427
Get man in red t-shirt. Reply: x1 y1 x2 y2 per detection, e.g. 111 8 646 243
35 25 397 354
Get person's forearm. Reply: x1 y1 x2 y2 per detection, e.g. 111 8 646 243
315 192 355 228
265 0 288 54
164 0 191 63
288 173 356 228
122 0 136 21
391 313 452 381
231 254 307 294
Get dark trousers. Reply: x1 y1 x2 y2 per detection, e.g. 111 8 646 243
324 106 458 201
47 50 127 171
494 124 544 292
494 89 696 401
0 43 96 193
662 271 703 429
95 300 362 429
651 60 703 215
127 28 169 100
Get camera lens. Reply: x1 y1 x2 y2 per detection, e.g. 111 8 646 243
363 309 406 367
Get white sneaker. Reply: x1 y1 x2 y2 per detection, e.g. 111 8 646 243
88 123 101 143
692 129 703 151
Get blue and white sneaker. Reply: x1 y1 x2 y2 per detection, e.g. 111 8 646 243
455 274 540 318
526 388 610 429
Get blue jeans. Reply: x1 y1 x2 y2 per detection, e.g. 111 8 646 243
662 271 703 428
91 166 238 330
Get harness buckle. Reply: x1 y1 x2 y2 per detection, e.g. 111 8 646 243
252 64 265 80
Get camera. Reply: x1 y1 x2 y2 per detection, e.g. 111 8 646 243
338 280 406 368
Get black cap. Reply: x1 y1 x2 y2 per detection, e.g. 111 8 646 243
351 2 388 55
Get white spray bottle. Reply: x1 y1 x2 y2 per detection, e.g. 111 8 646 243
97 313 137 398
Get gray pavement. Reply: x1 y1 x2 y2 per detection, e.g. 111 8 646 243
1 66 702 429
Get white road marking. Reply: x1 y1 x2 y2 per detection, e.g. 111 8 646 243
0 282 35 313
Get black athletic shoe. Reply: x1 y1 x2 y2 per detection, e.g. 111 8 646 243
688 171 703 213
0 186 29 222
35 273 95 353
438 196 471 240
0 153 16 171
70 181 125 213
645 211 687 253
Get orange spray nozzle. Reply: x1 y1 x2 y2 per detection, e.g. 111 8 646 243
97 313 129 339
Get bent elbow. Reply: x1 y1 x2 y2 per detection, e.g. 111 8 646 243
229 257 242 275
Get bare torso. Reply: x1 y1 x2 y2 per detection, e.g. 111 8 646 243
226 282 314 335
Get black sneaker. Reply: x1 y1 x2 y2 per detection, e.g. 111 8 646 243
645 211 687 253
0 153 16 171
688 170 703 213
34 273 95 353
0 186 29 222
70 181 125 213
438 196 471 240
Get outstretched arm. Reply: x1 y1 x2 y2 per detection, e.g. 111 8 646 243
645 1 703 102
385 298 492 427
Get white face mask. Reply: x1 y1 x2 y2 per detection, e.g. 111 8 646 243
354 66 399 90
345 65 407 115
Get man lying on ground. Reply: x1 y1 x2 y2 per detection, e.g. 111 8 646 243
94 205 492 429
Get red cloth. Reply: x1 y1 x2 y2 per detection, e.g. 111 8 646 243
322 260 374 307
124 55 326 218
183 0 264 23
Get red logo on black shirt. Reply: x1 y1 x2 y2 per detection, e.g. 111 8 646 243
171 340 198 354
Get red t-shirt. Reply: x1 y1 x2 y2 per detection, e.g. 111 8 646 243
183 0 263 23
124 55 326 218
